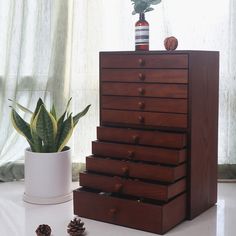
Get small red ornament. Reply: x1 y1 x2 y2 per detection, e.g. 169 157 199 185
164 36 178 51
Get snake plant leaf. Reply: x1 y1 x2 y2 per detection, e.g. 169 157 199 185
55 97 73 145
66 97 72 110
65 97 72 118
32 98 44 118
30 128 42 152
57 114 73 152
34 105 57 152
57 98 72 136
55 111 67 145
30 98 44 125
11 109 33 144
50 104 57 121
8 99 33 114
73 104 91 127
57 97 72 128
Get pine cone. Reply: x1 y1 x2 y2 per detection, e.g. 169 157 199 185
35 224 51 236
67 217 85 236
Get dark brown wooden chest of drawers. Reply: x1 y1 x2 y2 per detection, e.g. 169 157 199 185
73 51 219 234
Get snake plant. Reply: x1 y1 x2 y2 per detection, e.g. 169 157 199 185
9 98 91 153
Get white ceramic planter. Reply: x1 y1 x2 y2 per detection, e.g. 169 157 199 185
23 147 72 204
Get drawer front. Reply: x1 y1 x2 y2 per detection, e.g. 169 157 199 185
74 188 186 234
92 141 186 165
86 156 186 182
97 126 187 149
101 82 188 99
101 96 187 114
80 172 186 201
101 110 187 129
101 69 188 83
100 54 188 69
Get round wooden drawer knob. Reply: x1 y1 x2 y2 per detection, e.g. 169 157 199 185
121 166 129 175
138 116 145 123
138 88 145 95
138 73 145 81
132 135 139 144
114 183 123 192
138 58 145 66
127 150 134 158
138 101 145 109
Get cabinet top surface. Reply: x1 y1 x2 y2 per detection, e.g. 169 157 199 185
100 50 219 55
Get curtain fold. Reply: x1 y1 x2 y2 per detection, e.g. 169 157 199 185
218 0 236 178
0 0 73 180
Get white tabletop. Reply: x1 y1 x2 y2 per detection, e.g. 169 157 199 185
0 182 235 236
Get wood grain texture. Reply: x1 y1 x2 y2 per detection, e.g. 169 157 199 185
187 51 219 219
86 156 187 183
92 141 186 165
163 193 187 232
97 126 187 149
101 96 187 114
73 188 186 234
73 51 219 234
100 54 188 69
101 69 188 83
101 109 187 129
79 172 186 201
101 82 188 98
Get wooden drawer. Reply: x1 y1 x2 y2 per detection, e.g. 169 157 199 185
101 110 187 129
97 126 187 148
101 96 187 114
92 141 186 165
101 82 188 99
101 69 188 83
74 188 186 234
86 156 186 183
80 172 186 202
100 53 188 69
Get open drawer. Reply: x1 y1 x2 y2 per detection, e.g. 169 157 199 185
73 188 186 234
97 126 187 149
92 141 186 165
79 172 186 202
86 156 186 183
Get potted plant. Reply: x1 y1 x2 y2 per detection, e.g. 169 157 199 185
9 98 90 204
131 0 162 15
131 0 162 51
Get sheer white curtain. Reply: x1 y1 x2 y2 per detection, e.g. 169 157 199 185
0 0 73 170
1 0 234 179
71 0 236 168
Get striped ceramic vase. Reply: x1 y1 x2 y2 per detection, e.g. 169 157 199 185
135 13 149 51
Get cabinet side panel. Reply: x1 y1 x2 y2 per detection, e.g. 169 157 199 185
188 52 219 219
